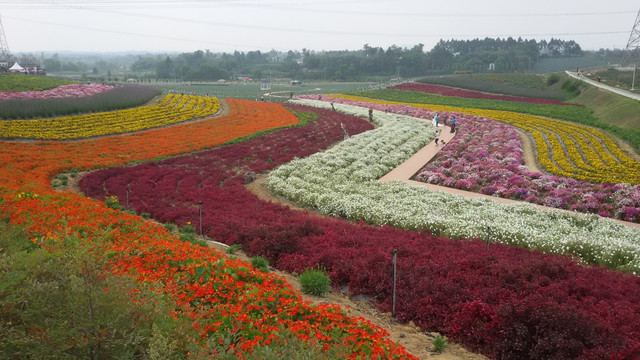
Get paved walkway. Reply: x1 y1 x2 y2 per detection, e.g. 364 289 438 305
566 70 640 101
379 121 640 229
379 123 457 181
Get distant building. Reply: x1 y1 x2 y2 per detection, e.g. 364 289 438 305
260 78 271 91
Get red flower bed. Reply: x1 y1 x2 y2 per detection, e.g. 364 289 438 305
80 105 640 359
391 82 581 106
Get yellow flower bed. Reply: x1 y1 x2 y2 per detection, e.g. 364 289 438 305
331 94 640 184
0 94 221 140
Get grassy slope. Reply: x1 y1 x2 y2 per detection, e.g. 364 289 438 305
571 85 640 131
0 74 74 92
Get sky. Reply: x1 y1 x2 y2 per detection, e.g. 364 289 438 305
0 0 638 54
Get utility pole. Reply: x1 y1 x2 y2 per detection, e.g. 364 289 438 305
621 9 640 66
0 15 11 69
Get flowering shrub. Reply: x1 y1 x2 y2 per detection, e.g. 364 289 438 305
325 94 640 185
0 83 114 100
0 100 416 358
390 82 580 106
0 94 221 140
76 102 640 359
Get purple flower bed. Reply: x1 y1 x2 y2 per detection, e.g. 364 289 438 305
304 95 640 223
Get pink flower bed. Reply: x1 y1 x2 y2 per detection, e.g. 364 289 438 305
79 104 640 359
0 83 114 100
390 82 580 106
414 116 640 223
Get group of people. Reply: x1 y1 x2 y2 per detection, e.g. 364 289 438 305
432 113 458 146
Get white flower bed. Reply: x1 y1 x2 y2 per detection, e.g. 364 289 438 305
266 99 640 273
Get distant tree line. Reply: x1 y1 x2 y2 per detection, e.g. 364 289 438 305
131 38 585 81
13 37 595 81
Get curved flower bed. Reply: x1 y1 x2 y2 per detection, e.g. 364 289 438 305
0 94 221 140
391 82 580 106
0 83 113 100
268 99 640 273
306 94 640 223
414 115 640 222
0 100 416 358
77 103 640 359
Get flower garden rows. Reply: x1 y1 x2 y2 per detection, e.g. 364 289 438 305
390 82 579 106
271 99 640 273
327 94 640 185
0 83 112 100
309 95 640 223
77 103 640 359
0 93 221 140
0 99 416 358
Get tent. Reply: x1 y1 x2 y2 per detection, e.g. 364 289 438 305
9 62 25 73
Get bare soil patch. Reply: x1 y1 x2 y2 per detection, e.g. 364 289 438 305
515 128 548 174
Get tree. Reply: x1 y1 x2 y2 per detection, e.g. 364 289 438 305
156 56 175 79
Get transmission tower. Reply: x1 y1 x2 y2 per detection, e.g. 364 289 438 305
0 15 10 67
621 9 640 66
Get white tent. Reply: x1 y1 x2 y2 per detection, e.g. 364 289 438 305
9 62 24 72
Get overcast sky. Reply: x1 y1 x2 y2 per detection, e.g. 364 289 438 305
0 0 638 54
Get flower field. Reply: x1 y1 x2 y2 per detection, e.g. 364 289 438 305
0 83 113 100
0 99 420 358
326 94 640 185
74 101 640 359
268 99 640 273
0 93 221 140
390 82 578 106
304 94 640 222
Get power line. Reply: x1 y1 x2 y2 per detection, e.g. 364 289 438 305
5 14 628 40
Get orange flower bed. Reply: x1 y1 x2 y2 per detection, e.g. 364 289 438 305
0 99 298 192
0 99 416 359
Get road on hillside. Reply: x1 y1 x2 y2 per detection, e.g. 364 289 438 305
566 70 640 101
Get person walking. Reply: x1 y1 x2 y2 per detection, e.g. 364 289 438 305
434 114 440 127
435 129 440 145
450 117 457 133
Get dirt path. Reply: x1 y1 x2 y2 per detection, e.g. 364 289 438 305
515 128 547 174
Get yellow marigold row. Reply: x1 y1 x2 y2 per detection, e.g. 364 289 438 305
0 94 221 140
331 94 640 184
